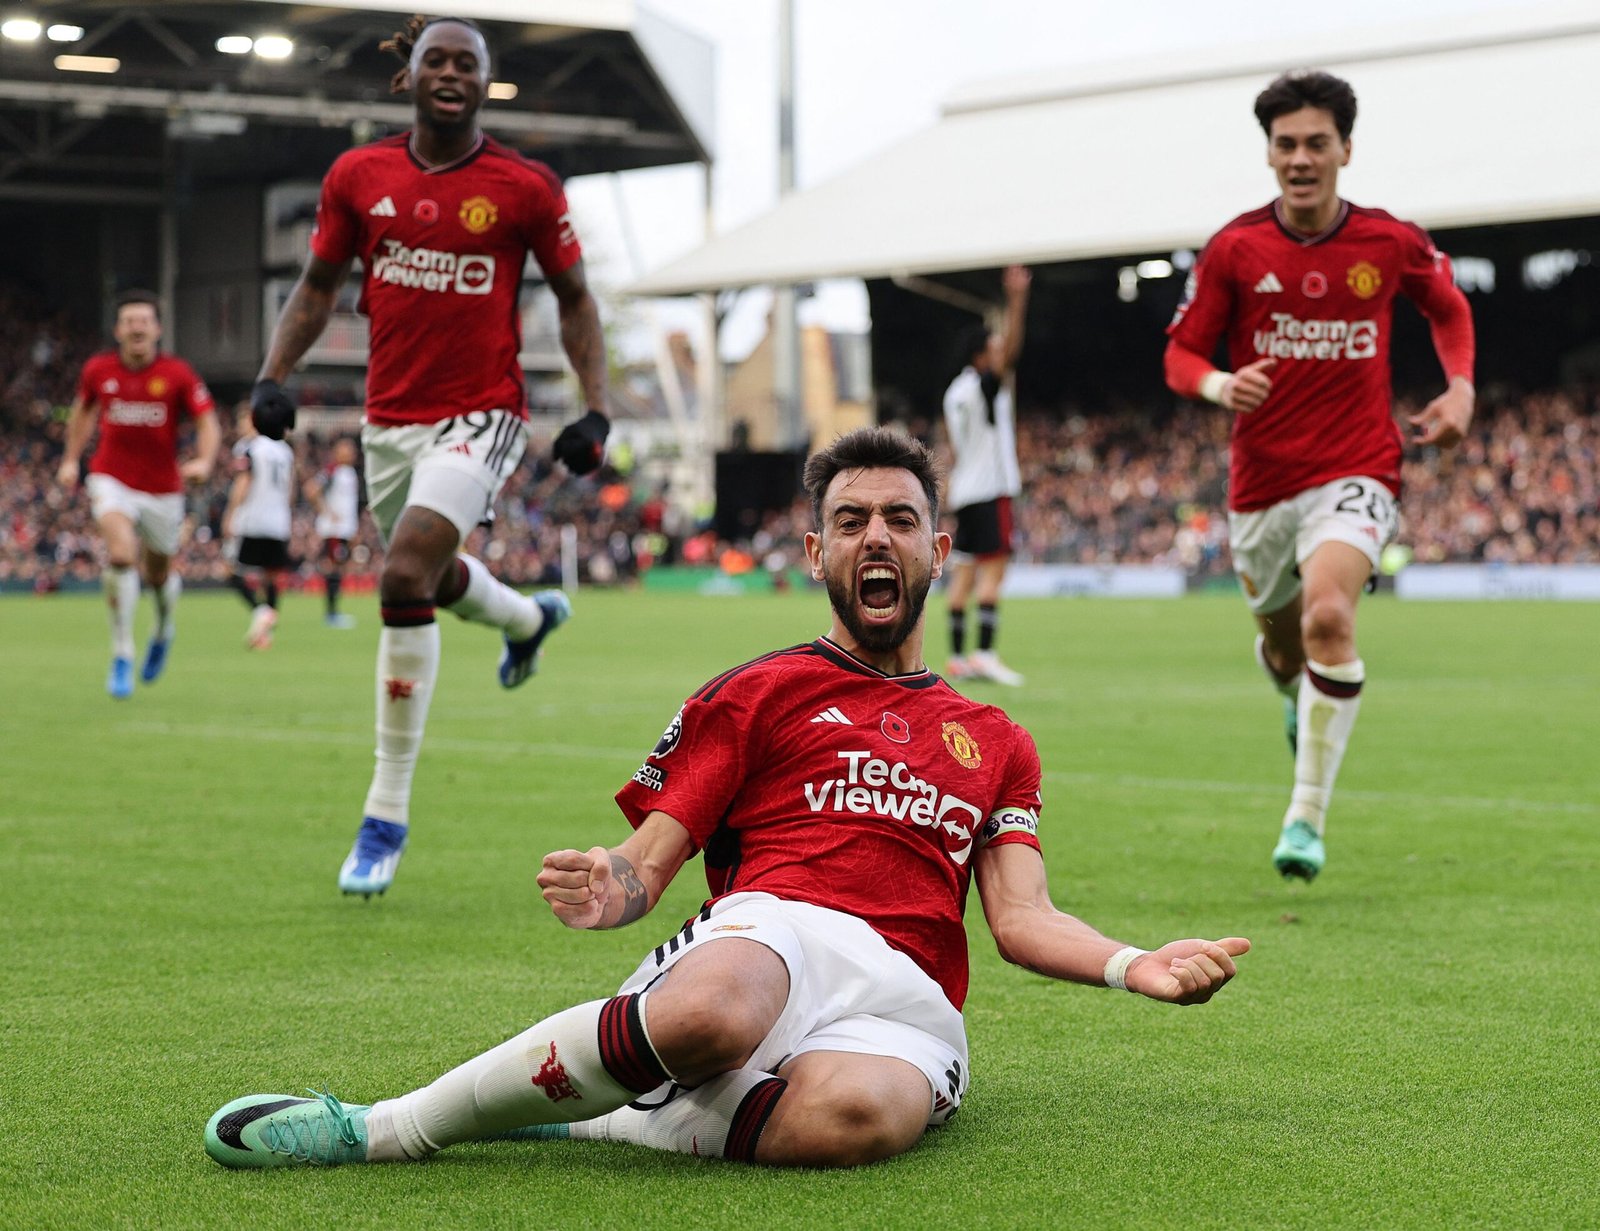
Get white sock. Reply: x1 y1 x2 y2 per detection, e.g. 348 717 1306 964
153 572 181 640
365 997 667 1162
104 566 138 659
1287 658 1365 835
445 555 544 640
572 1068 784 1160
361 621 441 826
1254 634 1300 700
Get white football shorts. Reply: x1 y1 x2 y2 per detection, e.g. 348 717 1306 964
618 892 970 1128
361 409 527 544
85 473 186 557
1228 475 1400 614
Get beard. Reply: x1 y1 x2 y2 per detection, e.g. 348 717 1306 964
824 569 931 656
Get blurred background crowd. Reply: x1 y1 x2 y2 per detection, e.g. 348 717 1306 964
3 281 1596 594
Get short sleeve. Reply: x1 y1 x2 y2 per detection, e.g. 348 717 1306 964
183 365 215 419
310 156 360 266
523 163 582 279
76 360 98 405
973 723 1043 854
614 677 759 851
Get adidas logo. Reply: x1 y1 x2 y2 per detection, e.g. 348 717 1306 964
368 196 397 217
809 706 851 725
1254 271 1284 294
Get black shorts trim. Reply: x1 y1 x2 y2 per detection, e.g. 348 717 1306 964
953 497 1012 558
237 536 291 570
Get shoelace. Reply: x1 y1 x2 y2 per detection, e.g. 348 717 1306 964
264 1090 363 1162
353 822 401 862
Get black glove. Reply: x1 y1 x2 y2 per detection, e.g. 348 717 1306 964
251 379 297 441
552 408 609 475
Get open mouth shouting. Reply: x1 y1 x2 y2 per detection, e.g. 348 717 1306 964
858 561 902 623
431 87 468 117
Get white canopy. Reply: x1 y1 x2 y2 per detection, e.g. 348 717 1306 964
631 2 1600 294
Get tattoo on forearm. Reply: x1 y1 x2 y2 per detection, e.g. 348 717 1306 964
606 854 649 928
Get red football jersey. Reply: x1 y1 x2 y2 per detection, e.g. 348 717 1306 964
310 132 582 426
615 638 1044 1010
76 351 215 494
1168 200 1474 511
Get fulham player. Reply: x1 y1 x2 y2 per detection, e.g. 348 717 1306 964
307 437 362 629
205 427 1249 1172
56 290 219 698
1164 70 1475 881
251 16 612 897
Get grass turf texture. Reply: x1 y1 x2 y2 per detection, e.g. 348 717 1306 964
2 588 1596 1230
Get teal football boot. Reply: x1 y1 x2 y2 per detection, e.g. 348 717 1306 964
205 1090 370 1168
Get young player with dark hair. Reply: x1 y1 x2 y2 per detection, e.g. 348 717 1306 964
1164 69 1476 881
56 290 220 697
252 15 613 897
204 427 1249 1172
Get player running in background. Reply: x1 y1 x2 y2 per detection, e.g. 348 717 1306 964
942 264 1030 686
250 16 612 898
1164 70 1475 881
306 437 361 629
55 289 220 698
205 427 1249 1172
224 409 297 650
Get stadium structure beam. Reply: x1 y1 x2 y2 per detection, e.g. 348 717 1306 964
0 80 648 141
0 182 162 203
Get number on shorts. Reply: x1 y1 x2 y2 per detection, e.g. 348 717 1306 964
1333 480 1395 534
433 410 494 446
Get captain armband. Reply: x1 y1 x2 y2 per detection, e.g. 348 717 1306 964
975 807 1040 849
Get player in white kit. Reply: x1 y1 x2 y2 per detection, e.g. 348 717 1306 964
224 411 298 650
307 437 362 629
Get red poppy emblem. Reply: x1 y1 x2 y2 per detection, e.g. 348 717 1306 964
882 712 910 744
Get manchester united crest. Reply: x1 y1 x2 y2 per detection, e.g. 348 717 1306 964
941 721 981 769
148 376 168 396
1346 260 1383 300
459 195 499 235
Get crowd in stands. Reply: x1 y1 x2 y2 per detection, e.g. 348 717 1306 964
3 282 1596 591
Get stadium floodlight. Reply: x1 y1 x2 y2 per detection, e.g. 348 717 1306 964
46 23 83 41
1135 259 1174 280
487 82 518 100
215 35 253 54
1 17 43 40
55 53 119 72
252 34 294 60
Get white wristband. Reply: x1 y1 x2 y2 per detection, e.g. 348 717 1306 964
1103 945 1148 991
1198 370 1230 405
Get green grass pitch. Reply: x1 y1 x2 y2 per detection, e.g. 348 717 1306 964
2 588 1596 1229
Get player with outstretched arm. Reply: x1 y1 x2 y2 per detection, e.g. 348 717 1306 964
1164 70 1475 882
204 427 1249 1171
251 15 613 898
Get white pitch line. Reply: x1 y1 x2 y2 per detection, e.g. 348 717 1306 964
115 722 1598 818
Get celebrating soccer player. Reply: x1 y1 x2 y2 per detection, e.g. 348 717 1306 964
204 427 1249 1171
56 289 219 698
252 16 613 897
1164 70 1476 881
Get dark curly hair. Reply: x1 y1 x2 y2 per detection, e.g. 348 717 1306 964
379 15 487 95
1254 70 1357 141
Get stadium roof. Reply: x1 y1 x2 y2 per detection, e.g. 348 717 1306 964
630 1 1600 295
0 0 711 203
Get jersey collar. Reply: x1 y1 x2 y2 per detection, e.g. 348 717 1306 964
813 637 939 688
1272 198 1349 247
406 131 486 175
